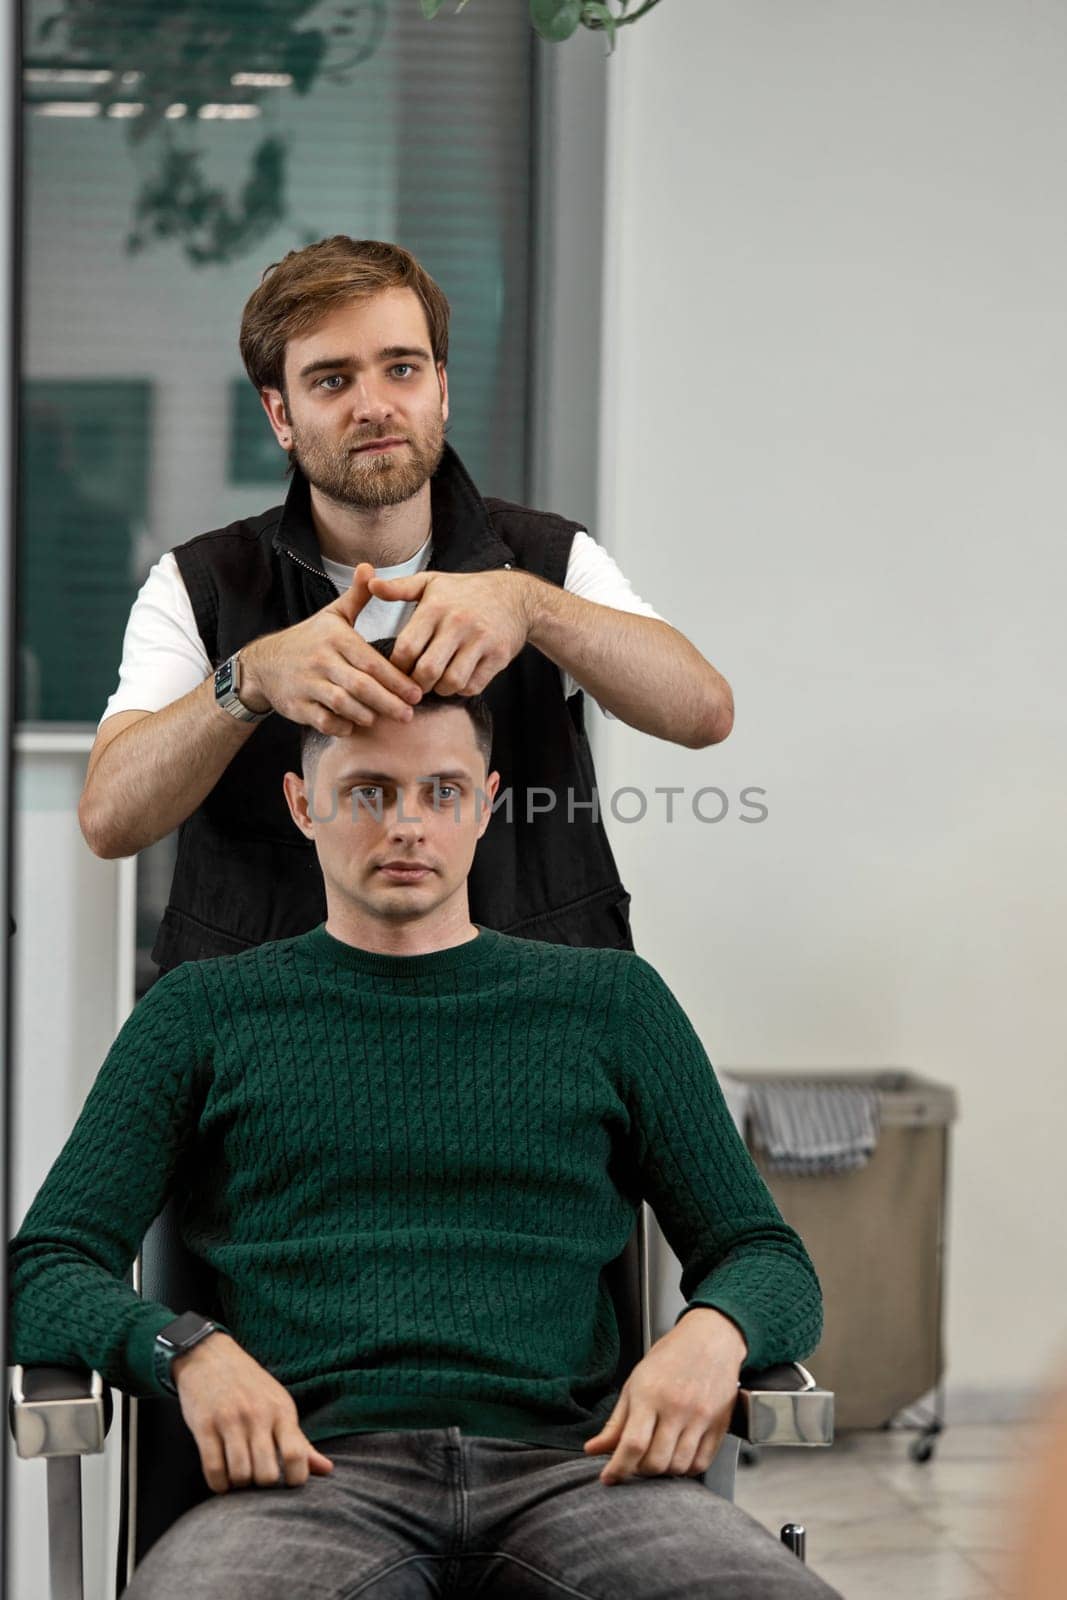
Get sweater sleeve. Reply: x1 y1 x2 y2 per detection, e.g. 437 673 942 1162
8 965 210 1395
620 957 823 1369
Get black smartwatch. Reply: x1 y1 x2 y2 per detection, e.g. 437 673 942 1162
153 1312 222 1395
214 651 271 724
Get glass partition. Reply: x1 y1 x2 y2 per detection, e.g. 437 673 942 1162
19 0 535 725
18 0 536 992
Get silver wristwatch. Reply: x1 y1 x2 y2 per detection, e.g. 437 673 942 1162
213 652 271 724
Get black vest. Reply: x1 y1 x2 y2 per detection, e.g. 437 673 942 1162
155 446 632 970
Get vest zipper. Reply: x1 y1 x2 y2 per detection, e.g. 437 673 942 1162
282 547 332 582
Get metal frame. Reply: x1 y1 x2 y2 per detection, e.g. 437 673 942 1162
1 1 21 1592
527 27 609 536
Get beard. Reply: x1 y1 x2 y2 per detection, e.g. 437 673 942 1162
288 410 446 511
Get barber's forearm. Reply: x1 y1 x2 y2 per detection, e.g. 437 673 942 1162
79 676 257 858
524 580 733 748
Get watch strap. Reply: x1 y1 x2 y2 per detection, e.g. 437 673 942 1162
214 652 271 724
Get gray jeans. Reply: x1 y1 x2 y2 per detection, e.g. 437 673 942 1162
126 1429 841 1599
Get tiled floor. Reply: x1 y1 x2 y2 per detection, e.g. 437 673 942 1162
734 1423 1024 1599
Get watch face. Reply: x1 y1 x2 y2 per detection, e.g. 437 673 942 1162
159 1310 214 1353
214 658 235 698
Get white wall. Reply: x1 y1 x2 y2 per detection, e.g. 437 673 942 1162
596 0 1067 1401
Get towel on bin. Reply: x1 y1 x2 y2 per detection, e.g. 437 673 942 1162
746 1080 881 1175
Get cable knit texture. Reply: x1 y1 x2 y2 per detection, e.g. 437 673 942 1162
9 927 822 1447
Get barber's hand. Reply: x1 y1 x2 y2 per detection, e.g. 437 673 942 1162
173 1331 334 1493
239 564 422 734
369 569 535 695
583 1307 747 1486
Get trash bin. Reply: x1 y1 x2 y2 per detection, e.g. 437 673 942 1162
725 1069 958 1435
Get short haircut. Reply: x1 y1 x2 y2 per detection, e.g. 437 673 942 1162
300 639 494 775
239 237 450 396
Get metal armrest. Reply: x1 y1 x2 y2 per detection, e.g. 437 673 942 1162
9 1366 114 1600
9 1365 113 1459
731 1361 834 1447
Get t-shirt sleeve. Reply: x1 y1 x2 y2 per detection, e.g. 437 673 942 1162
559 531 669 708
7 967 210 1394
98 551 212 726
563 530 664 619
619 957 823 1369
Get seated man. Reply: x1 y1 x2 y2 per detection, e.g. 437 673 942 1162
10 648 839 1599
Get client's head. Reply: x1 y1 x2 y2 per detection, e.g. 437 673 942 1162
283 639 498 933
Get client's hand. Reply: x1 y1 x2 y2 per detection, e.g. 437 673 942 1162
172 1331 334 1493
583 1307 747 1485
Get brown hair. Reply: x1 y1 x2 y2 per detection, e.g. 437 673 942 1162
239 237 451 396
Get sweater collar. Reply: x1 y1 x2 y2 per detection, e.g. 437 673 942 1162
297 923 503 980
271 444 516 576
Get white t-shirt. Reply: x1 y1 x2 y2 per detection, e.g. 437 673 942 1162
99 529 664 725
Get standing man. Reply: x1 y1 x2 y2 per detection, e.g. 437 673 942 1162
79 238 733 969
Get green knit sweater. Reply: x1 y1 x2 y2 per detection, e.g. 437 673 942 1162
9 926 821 1448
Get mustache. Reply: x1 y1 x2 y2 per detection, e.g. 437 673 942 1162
346 430 409 449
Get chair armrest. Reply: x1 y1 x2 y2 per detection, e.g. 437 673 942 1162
730 1362 834 1447
9 1367 115 1600
9 1365 113 1459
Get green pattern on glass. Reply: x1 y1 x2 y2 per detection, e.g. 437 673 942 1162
19 383 149 723
28 1 388 266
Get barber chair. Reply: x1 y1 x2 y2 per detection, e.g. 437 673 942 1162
11 1204 834 1600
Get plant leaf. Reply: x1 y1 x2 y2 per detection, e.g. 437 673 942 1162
581 1 617 47
529 0 583 43
420 0 445 19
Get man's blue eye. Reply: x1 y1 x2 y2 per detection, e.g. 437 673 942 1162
390 364 415 379
318 375 345 391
